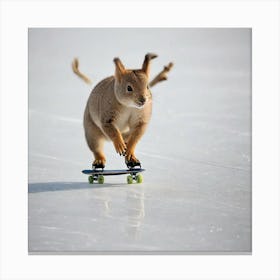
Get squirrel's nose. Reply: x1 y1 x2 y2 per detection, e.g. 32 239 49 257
139 96 146 105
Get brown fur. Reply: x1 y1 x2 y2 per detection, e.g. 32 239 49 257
82 53 156 167
72 58 92 84
73 53 173 168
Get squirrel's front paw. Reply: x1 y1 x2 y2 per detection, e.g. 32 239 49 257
125 153 140 164
113 139 127 156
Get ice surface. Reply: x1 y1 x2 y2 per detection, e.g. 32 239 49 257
28 28 251 253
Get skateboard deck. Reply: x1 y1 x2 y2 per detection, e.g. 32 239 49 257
82 168 145 184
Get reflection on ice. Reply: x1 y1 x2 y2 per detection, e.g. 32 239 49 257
126 189 145 239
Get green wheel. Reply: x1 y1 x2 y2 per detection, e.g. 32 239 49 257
97 175 104 184
136 174 143 184
88 175 94 184
127 175 133 184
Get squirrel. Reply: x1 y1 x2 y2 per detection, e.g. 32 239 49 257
72 53 173 169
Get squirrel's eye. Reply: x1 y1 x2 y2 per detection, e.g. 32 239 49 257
127 85 133 92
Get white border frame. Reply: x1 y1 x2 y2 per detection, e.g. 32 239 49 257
0 0 279 279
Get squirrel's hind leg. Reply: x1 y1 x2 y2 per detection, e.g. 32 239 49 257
84 109 106 169
92 151 106 169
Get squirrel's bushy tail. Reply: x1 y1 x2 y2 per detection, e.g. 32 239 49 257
72 58 92 85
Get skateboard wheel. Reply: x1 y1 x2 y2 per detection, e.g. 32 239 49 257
127 175 133 184
136 174 143 184
97 175 104 184
88 175 94 184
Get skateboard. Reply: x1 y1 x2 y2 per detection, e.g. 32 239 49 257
82 168 145 184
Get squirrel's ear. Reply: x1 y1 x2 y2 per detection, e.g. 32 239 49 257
142 53 158 76
114 57 126 81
